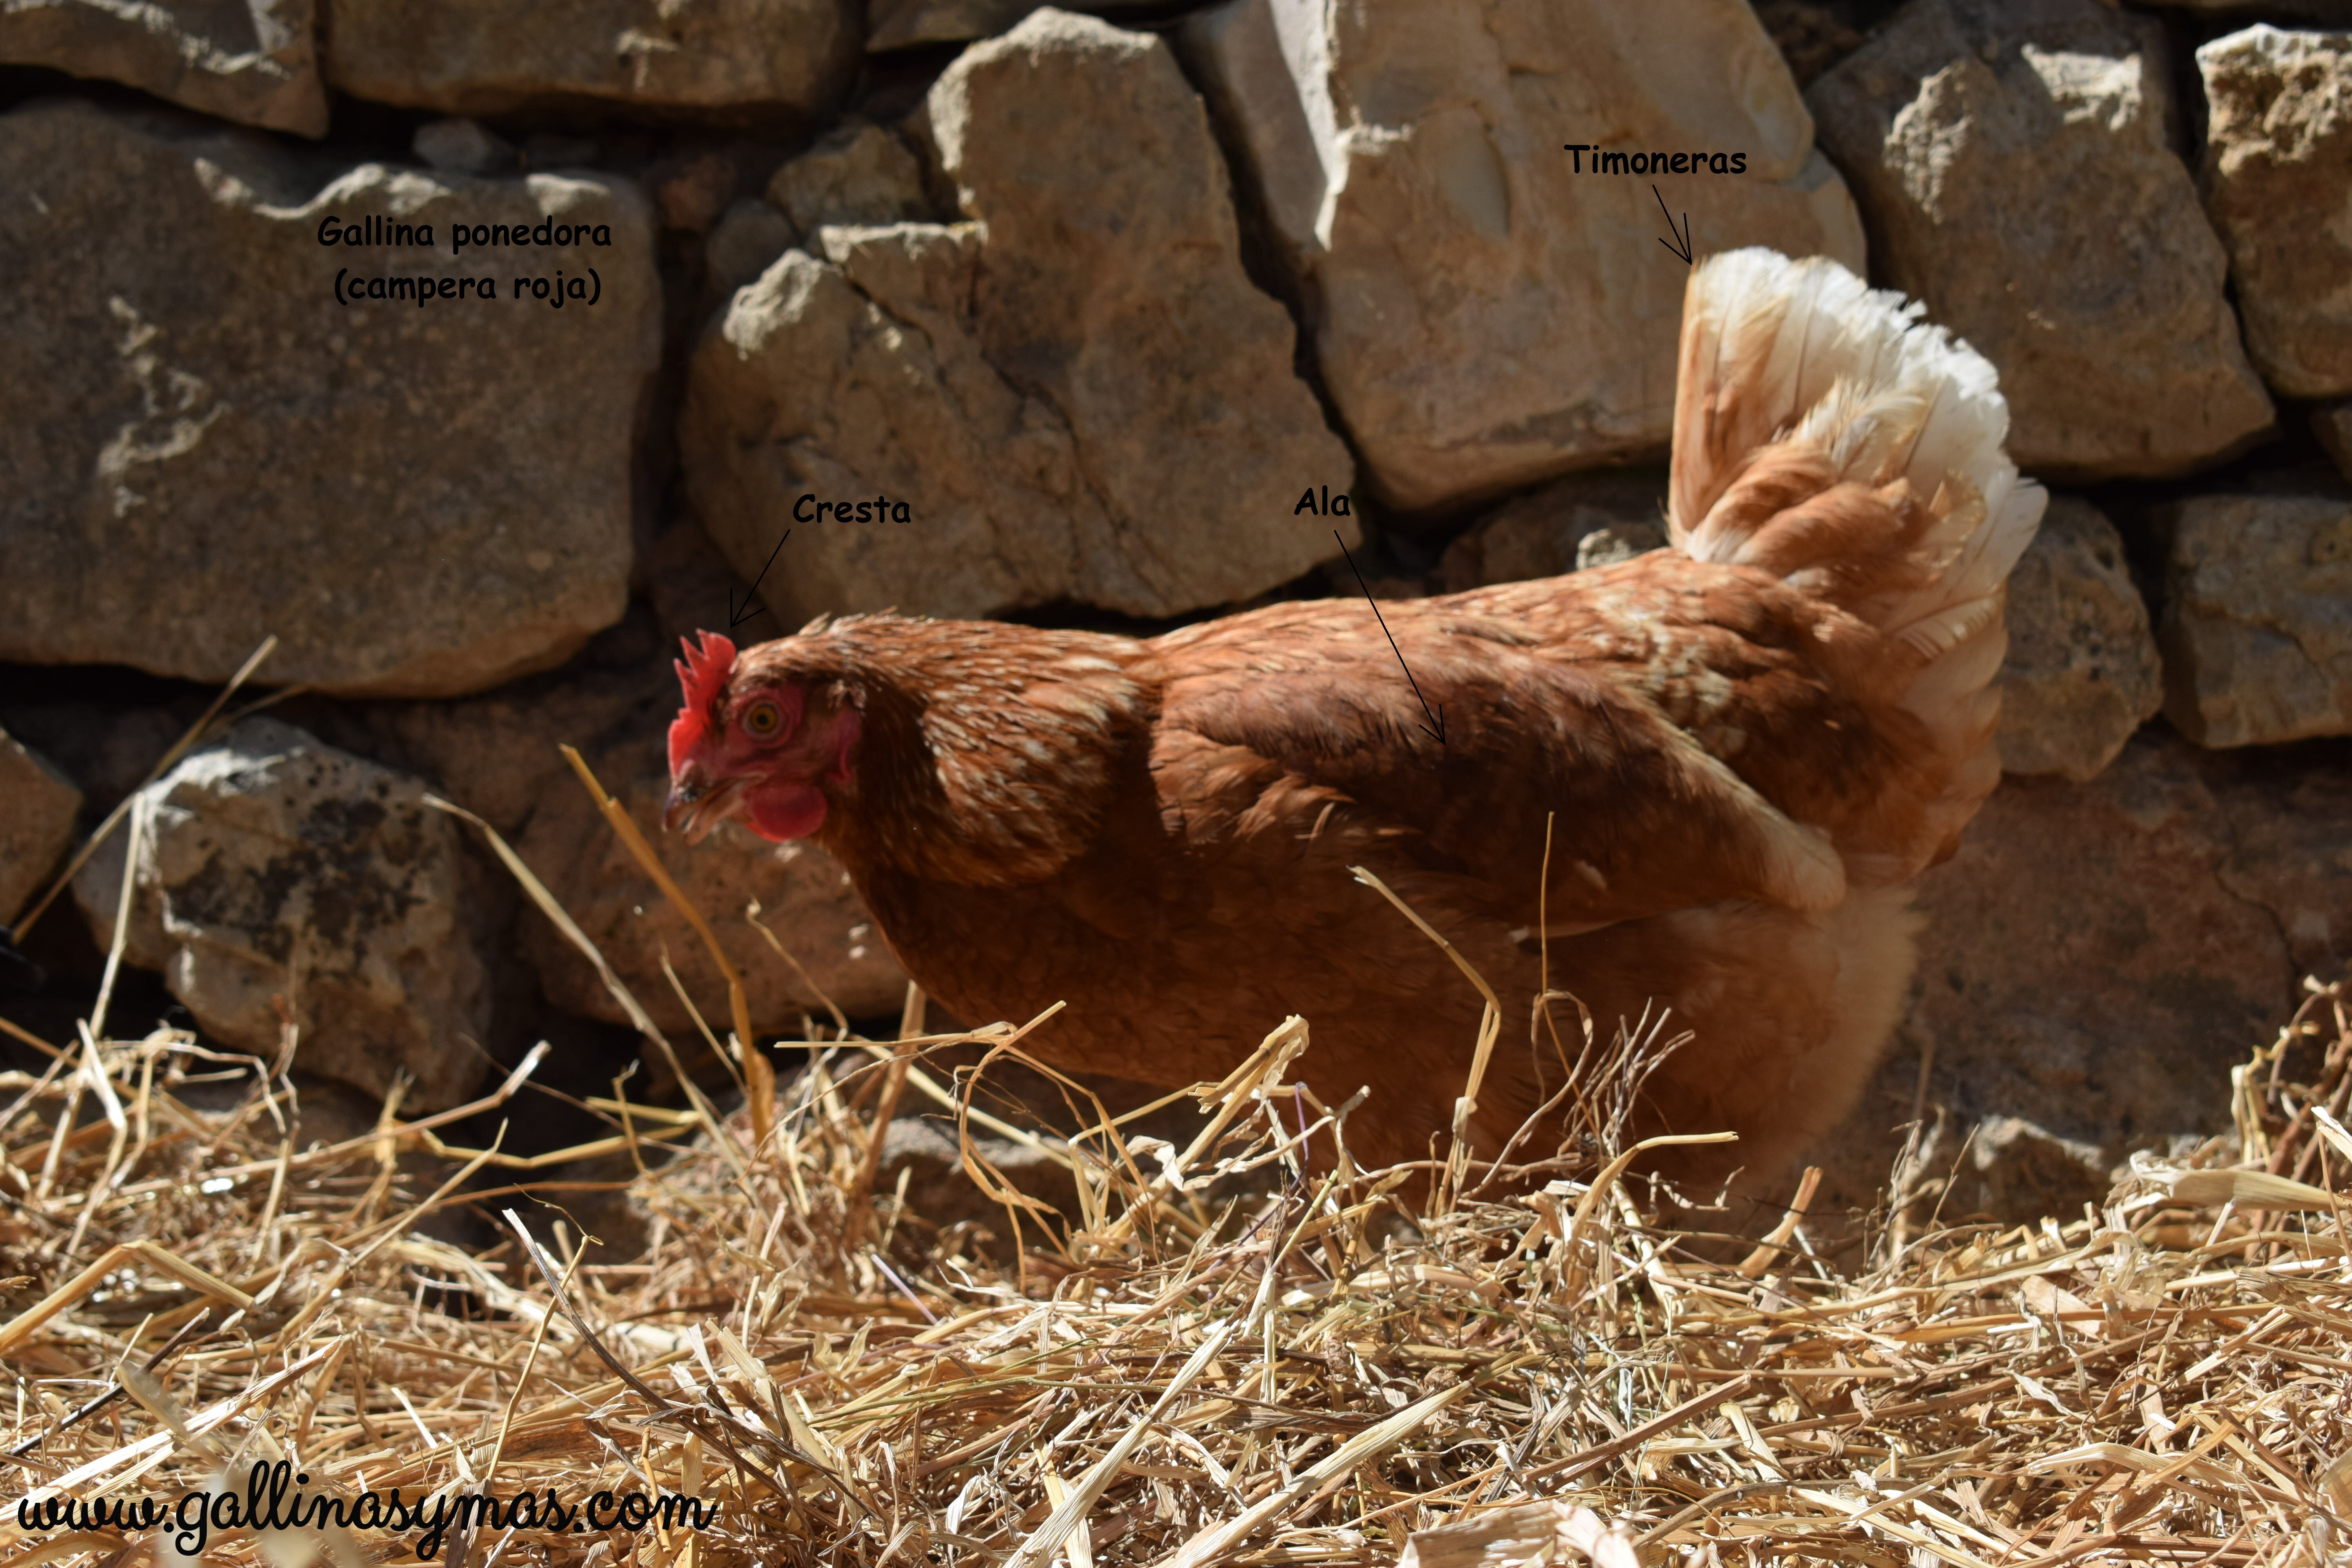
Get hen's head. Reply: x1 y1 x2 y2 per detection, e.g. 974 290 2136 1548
664 630 865 844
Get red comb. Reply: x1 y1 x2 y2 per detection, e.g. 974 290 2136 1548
668 630 738 773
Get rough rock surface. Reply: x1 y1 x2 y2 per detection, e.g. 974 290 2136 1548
0 100 655 697
1996 498 2162 781
71 718 490 1111
2198 27 2352 399
324 0 856 121
1806 0 2275 478
1807 730 2352 1222
2158 492 2352 748
517 718 909 1037
766 123 932 233
683 12 1353 626
0 729 83 928
705 199 799 299
1181 0 1865 510
1436 469 1670 593
0 0 327 136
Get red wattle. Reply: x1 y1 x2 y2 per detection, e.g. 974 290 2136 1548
745 782 829 842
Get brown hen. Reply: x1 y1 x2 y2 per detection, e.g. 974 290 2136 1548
666 248 2043 1183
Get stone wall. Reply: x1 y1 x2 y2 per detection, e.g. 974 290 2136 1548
1 0 2346 1213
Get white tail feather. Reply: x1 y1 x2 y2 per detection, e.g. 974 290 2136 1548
1669 247 2043 759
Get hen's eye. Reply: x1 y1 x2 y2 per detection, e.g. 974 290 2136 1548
741 701 783 739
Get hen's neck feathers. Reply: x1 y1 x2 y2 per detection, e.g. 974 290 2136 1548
736 615 1153 887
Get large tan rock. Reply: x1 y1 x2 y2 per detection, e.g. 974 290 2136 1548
323 0 856 121
72 719 489 1111
1180 0 1864 510
2198 27 2352 399
1807 731 2352 1222
0 730 83 929
0 100 655 698
683 12 1353 627
0 0 327 136
2158 493 2352 748
1996 498 2161 781
517 717 910 1037
1807 0 2275 479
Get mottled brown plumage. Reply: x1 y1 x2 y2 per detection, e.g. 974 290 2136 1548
668 249 2043 1185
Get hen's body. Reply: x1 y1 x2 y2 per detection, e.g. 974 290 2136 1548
674 250 2043 1183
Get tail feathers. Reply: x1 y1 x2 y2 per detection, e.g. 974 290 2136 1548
1668 247 2043 873
1670 249 2042 664
1670 250 2041 623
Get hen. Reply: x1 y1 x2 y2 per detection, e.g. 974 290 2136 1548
666 249 2043 1183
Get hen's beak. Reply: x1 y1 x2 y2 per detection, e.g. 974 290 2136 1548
663 775 706 834
664 769 745 842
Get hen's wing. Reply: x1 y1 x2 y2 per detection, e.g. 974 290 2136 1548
1148 581 1854 935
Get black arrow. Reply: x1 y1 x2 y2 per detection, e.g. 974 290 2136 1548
729 528 789 628
1652 184 1692 265
1333 530 1446 746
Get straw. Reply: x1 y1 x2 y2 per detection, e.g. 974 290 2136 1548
3 748 2347 1568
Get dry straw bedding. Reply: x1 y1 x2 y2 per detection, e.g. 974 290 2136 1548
3 731 2351 1568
